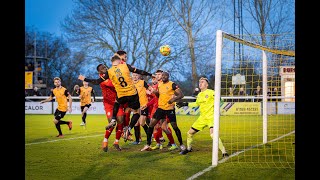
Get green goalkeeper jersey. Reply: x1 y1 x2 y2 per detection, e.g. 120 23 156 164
188 89 215 119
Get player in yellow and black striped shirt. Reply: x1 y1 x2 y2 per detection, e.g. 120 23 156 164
141 71 185 151
131 72 150 144
78 80 96 126
78 53 152 141
40 77 73 137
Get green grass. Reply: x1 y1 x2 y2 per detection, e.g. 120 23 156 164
25 114 295 180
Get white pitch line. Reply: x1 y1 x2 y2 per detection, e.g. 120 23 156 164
186 130 295 180
25 133 107 146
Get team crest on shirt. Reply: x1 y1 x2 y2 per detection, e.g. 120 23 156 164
205 95 208 98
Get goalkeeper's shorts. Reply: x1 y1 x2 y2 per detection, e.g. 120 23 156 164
191 116 213 131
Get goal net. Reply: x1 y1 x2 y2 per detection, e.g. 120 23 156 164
212 30 295 169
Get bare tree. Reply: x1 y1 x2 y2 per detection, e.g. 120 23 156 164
126 0 181 72
166 0 220 89
243 0 295 45
25 27 88 92
61 0 180 74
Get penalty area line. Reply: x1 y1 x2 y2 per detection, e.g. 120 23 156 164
25 133 107 146
186 130 295 180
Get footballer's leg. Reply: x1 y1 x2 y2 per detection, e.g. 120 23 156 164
167 110 184 150
161 120 177 150
210 126 228 157
180 128 197 155
113 109 124 151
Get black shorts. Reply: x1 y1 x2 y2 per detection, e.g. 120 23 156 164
81 104 91 112
54 109 66 120
117 93 140 110
153 108 176 123
140 108 148 116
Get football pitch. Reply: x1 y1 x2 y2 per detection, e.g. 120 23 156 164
25 114 295 180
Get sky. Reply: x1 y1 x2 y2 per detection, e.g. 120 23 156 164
25 0 75 36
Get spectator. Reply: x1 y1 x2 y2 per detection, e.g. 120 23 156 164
253 85 262 102
272 87 279 102
27 63 34 71
228 87 234 96
30 86 42 96
238 86 245 102
192 88 200 97
72 85 80 96
272 87 279 96
228 87 234 102
25 90 31 102
267 88 271 102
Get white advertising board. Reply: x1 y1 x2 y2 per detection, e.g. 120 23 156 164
25 102 52 114
277 102 295 114
53 102 106 114
267 102 276 115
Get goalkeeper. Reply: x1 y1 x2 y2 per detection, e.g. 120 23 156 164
177 76 228 157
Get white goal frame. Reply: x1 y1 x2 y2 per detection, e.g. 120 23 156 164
212 30 295 166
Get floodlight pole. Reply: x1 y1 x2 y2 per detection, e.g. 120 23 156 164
34 32 38 86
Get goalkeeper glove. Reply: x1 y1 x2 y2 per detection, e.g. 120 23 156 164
176 102 188 108
220 98 224 107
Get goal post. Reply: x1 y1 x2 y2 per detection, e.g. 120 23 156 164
212 30 223 166
212 30 295 168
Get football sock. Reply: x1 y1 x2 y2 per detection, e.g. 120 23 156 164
115 123 123 140
168 126 172 133
147 126 154 146
124 111 131 127
157 127 163 139
82 113 87 123
105 127 114 139
146 118 150 125
165 131 175 144
129 113 140 129
112 102 120 120
186 132 194 150
55 122 62 135
142 124 148 135
134 126 140 142
173 127 183 145
59 120 68 124
210 133 226 154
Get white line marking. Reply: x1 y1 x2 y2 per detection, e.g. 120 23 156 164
25 134 106 146
186 130 295 180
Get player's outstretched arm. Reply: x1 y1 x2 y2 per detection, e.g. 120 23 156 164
176 101 189 108
126 64 152 76
40 97 53 104
67 93 72 113
168 87 184 104
40 94 53 104
78 74 108 85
